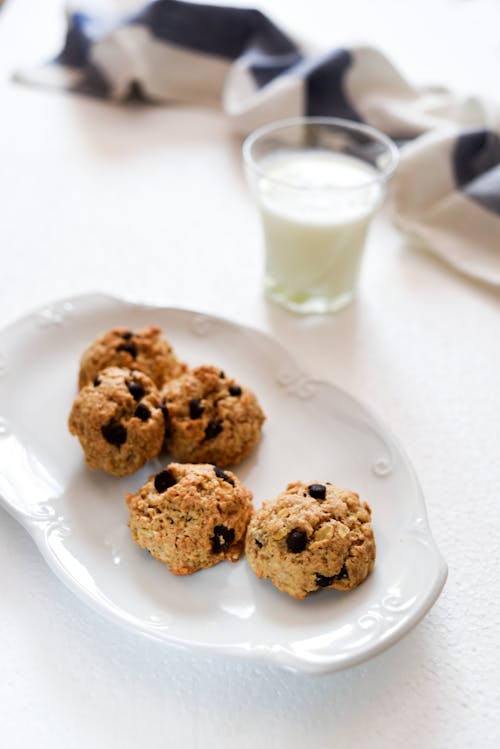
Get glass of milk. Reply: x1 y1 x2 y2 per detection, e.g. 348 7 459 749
243 117 398 314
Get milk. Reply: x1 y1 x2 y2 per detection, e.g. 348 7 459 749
255 149 382 312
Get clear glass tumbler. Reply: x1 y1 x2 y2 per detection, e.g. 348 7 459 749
243 117 399 314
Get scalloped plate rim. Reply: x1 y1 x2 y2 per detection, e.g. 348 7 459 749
0 291 448 675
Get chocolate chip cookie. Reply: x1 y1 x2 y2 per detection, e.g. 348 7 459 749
69 366 166 476
78 325 186 389
161 365 265 467
245 481 376 599
126 462 253 575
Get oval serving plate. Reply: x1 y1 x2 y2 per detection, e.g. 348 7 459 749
0 293 446 674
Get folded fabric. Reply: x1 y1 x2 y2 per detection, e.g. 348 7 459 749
15 0 500 284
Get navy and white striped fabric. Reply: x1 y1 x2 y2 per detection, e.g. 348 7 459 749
16 0 500 284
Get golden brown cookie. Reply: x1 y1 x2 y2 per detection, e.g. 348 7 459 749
126 462 253 575
78 325 186 389
245 481 376 599
69 366 166 476
160 365 265 467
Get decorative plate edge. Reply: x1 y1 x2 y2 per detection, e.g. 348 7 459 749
0 292 448 675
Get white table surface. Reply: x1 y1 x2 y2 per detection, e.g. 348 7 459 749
1 1 499 746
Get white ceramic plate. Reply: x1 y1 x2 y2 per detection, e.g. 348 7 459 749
0 293 446 674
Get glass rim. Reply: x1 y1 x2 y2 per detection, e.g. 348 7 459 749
242 116 400 192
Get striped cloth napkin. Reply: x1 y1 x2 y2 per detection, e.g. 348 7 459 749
16 0 500 284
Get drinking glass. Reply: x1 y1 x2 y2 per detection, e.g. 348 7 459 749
243 117 399 314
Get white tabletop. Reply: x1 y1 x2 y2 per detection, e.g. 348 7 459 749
1 1 499 747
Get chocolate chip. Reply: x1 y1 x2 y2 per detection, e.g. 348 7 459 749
315 565 349 588
127 381 145 401
117 342 137 357
255 539 263 548
219 371 226 379
228 385 242 397
121 330 133 340
101 422 127 447
309 484 326 500
189 398 204 419
211 524 235 553
315 573 334 588
93 376 101 387
154 469 176 493
204 420 223 440
286 528 307 553
134 403 150 421
214 466 234 486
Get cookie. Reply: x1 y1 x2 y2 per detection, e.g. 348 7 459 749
78 325 186 389
126 462 253 575
245 481 375 599
160 365 265 467
69 366 166 476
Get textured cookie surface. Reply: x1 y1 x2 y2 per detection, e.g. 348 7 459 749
245 481 376 599
69 366 166 476
161 365 265 467
78 325 186 389
126 462 253 575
